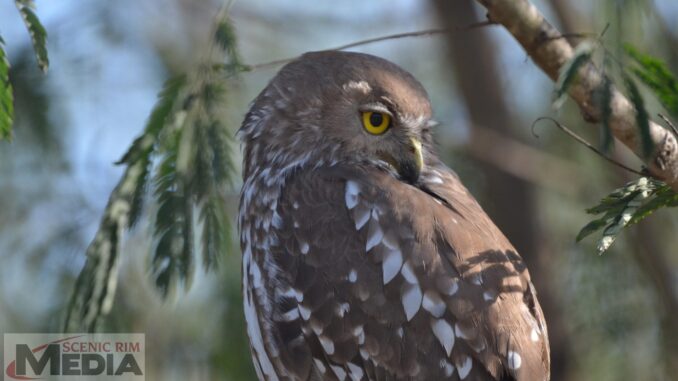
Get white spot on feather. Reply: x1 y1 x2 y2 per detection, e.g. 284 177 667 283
319 336 335 355
366 219 384 251
531 329 540 342
343 80 371 94
359 348 369 360
457 356 472 379
508 351 522 370
345 181 360 210
382 245 403 284
330 364 347 380
280 308 300 322
348 269 358 283
402 282 422 321
400 261 418 284
353 205 370 230
431 318 455 356
429 176 444 184
438 277 459 296
313 358 326 374
347 362 364 381
440 360 455 377
353 325 365 345
336 302 350 317
422 290 446 318
298 304 311 320
300 241 310 254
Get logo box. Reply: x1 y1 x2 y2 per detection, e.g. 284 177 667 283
4 333 145 380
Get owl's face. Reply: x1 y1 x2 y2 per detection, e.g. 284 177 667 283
240 51 435 183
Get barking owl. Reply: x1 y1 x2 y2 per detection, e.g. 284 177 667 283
238 51 550 381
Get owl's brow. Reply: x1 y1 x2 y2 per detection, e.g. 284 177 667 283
426 120 439 129
359 102 392 115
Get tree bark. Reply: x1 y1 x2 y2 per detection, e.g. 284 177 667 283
474 0 678 192
432 1 574 380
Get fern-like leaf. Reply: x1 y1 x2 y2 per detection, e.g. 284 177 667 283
577 177 677 254
554 41 594 110
15 0 49 72
624 75 653 158
624 44 678 118
0 35 13 140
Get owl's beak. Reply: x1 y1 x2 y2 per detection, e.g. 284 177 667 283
400 137 424 184
377 137 423 184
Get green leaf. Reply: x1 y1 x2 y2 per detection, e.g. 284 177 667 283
15 0 49 72
578 177 677 254
624 44 678 118
214 17 238 58
623 74 653 158
117 75 186 227
554 41 594 110
0 35 13 140
599 75 614 152
576 216 611 242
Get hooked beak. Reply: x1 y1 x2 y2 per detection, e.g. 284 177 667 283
378 137 424 184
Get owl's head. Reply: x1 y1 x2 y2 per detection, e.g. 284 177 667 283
239 51 435 184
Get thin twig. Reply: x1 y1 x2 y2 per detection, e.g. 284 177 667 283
531 117 647 177
659 113 678 138
246 21 495 71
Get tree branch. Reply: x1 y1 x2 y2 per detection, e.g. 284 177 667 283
474 0 678 192
247 22 494 71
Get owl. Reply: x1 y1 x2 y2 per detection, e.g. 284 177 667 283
238 51 550 381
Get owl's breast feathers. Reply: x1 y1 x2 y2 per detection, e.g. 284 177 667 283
239 162 550 381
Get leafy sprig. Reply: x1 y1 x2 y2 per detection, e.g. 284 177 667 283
577 177 678 254
0 1 49 141
65 14 241 332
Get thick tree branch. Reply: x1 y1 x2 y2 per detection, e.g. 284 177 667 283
474 0 678 191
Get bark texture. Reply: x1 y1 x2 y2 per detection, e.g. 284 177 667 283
475 0 678 191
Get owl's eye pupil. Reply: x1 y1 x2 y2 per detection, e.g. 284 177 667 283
370 112 383 126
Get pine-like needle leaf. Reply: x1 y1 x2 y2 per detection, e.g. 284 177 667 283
623 75 653 158
577 177 677 254
554 41 594 110
624 44 678 118
0 35 13 140
15 0 49 72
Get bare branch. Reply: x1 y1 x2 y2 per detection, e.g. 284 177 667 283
474 0 678 191
247 22 495 71
532 117 646 177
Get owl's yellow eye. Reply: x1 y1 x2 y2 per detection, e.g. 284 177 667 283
362 111 391 135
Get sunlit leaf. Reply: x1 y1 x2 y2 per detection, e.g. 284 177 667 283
578 177 677 254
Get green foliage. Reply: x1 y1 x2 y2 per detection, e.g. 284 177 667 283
15 0 49 72
623 74 653 158
624 44 678 118
65 13 242 331
577 177 678 254
0 36 13 140
0 1 49 141
599 75 614 152
554 41 594 110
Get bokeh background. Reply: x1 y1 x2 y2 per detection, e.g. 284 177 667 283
1 0 678 380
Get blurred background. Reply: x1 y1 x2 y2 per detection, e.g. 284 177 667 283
1 0 677 380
